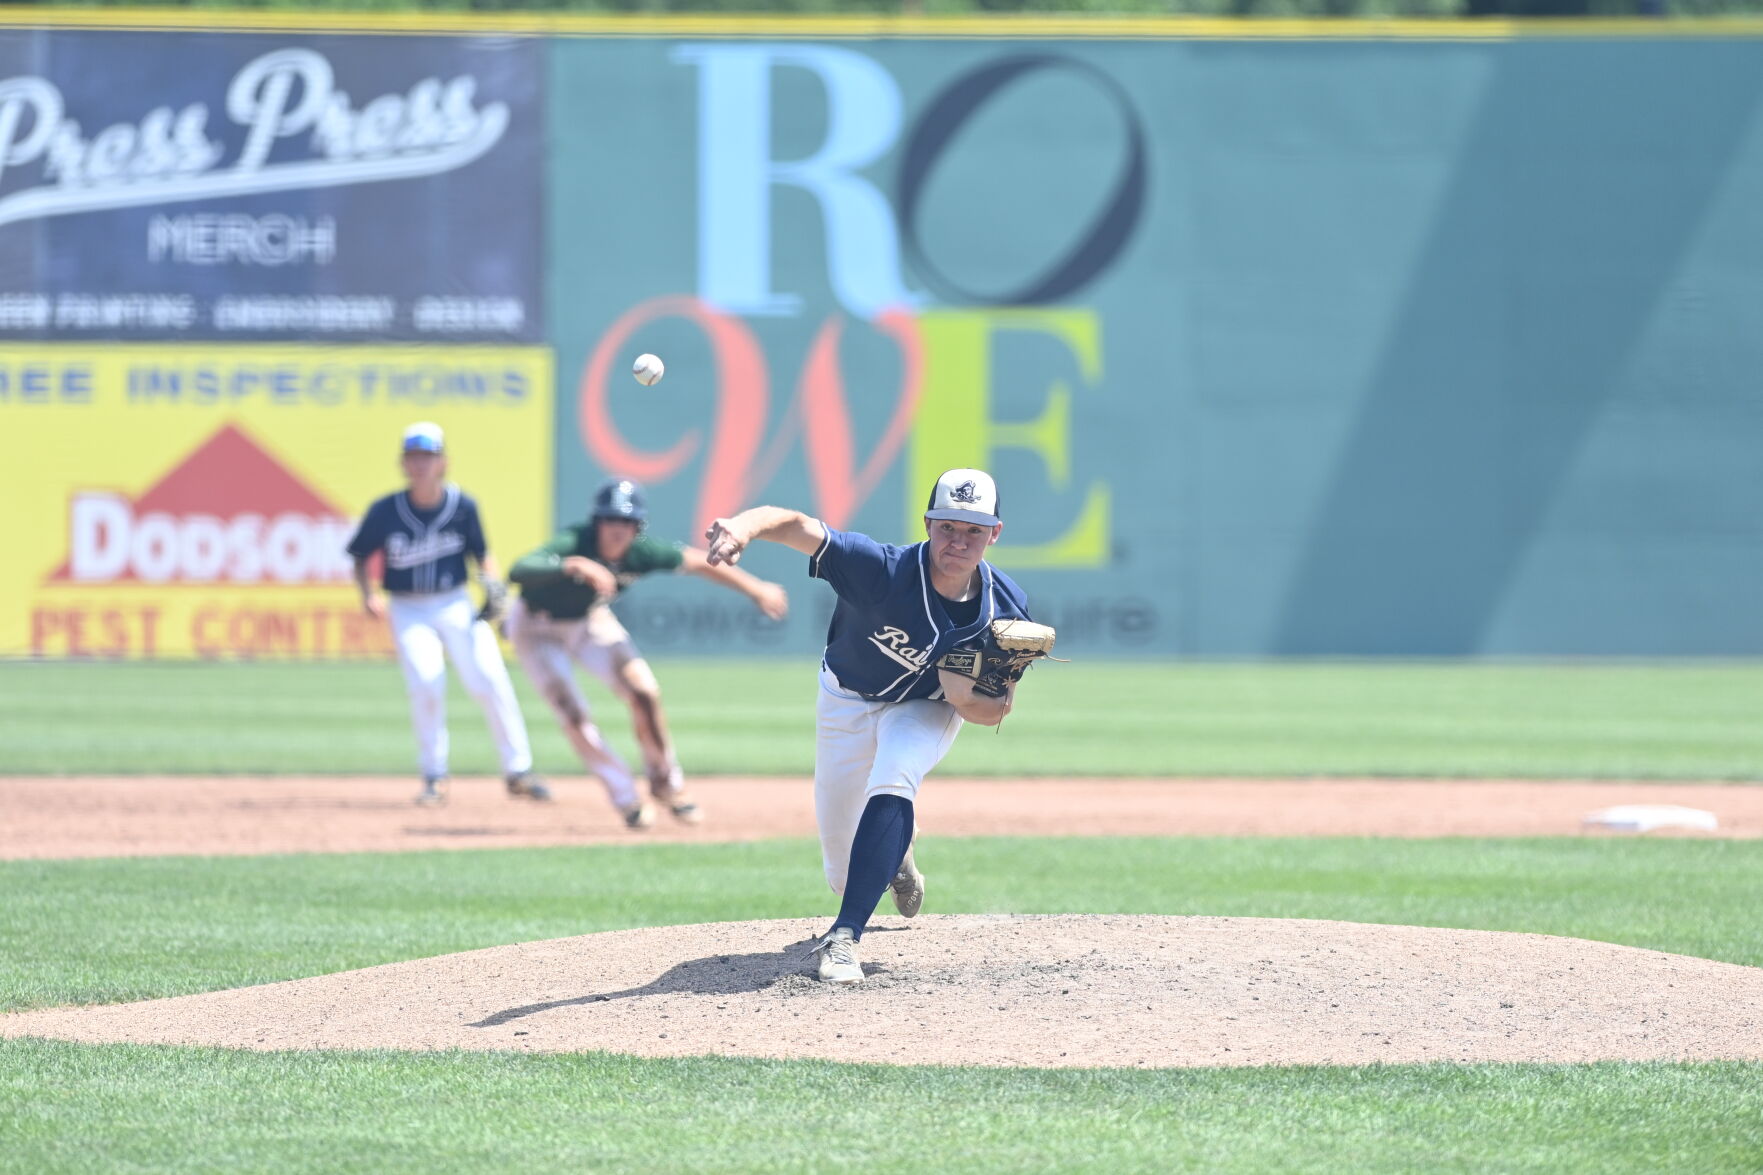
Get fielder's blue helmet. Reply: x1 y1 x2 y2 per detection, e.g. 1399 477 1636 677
592 478 647 525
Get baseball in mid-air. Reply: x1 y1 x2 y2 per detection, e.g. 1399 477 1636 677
632 353 665 387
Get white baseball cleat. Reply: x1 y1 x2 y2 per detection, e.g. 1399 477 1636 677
890 847 925 918
621 802 657 830
811 927 863 985
414 776 448 807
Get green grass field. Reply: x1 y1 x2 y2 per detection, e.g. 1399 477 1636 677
3 658 1761 778
3 659 1761 1172
4 838 1763 1173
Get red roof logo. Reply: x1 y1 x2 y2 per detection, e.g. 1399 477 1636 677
48 424 356 585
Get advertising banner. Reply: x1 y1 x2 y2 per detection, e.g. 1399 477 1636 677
0 31 543 343
2 345 552 658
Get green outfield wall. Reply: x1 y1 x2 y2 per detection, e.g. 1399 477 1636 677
3 15 1759 657
549 31 1763 657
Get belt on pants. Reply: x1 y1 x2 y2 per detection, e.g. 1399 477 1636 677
820 662 904 704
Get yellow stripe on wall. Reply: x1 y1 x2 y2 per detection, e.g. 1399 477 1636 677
2 8 1763 41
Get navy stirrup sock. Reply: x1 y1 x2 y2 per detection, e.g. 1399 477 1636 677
832 794 915 941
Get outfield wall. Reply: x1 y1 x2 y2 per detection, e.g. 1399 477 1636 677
3 16 1760 656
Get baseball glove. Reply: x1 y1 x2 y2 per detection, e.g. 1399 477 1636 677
937 619 1059 698
477 576 509 625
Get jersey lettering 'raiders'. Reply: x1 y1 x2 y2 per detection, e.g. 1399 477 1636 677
346 485 487 594
810 525 1033 703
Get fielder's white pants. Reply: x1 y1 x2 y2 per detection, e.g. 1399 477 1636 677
815 664 963 895
388 588 533 781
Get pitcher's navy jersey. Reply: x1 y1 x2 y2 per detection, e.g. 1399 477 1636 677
810 525 1033 703
346 485 486 594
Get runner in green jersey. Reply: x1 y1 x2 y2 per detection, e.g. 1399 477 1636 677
507 478 788 827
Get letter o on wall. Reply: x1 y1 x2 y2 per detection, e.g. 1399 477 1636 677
896 55 1148 306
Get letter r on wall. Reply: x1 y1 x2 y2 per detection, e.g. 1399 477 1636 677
672 44 917 320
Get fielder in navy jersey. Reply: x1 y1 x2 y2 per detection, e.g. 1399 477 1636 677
704 468 1035 984
346 422 549 807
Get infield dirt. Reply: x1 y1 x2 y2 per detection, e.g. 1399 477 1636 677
2 775 1758 859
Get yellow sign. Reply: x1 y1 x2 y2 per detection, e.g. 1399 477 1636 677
1 344 553 659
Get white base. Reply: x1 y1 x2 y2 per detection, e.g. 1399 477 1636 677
1582 804 1719 833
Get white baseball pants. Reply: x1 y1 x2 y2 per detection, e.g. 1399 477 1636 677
814 664 963 894
388 588 533 781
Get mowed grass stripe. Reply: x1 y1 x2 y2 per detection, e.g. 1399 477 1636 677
3 837 1758 1012
2 1043 1759 1175
3 659 1761 778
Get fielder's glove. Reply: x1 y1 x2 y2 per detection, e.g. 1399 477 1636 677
477 577 509 625
937 619 1060 698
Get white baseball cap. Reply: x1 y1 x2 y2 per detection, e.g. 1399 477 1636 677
924 468 1001 527
402 421 445 454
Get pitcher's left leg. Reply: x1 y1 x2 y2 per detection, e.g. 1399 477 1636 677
829 699 962 939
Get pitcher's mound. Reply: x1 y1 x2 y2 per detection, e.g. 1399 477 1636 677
6 915 1762 1068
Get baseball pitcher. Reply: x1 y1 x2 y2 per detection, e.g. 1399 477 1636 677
705 468 1056 984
